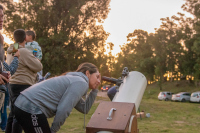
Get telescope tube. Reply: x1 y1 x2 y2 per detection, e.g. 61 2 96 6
112 71 147 112
96 71 147 133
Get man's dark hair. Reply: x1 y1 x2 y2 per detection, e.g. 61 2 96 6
14 29 26 43
26 30 36 40
0 4 4 10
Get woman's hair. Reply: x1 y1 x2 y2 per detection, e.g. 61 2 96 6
61 62 98 76
76 62 98 74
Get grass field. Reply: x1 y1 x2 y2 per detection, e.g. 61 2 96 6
49 80 200 133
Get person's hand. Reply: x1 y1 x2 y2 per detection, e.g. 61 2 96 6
14 50 20 58
99 73 101 83
7 71 11 79
95 73 101 89
0 74 9 85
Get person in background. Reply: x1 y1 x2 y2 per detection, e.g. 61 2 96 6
25 30 42 60
5 29 43 133
14 62 100 133
0 4 20 132
1 51 19 132
0 4 10 92
25 30 43 82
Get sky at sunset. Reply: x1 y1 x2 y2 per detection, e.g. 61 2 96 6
103 0 192 55
3 0 192 55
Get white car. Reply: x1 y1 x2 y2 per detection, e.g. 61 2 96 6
158 92 173 101
171 92 191 102
190 92 200 103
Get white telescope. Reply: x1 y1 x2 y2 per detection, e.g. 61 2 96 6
86 69 147 133
112 71 147 112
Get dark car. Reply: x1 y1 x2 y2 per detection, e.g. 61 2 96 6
101 85 111 92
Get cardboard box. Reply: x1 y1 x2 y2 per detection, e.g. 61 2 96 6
136 111 145 118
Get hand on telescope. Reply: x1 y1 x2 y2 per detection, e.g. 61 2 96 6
93 73 101 90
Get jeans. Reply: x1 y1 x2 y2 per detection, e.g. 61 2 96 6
0 87 9 130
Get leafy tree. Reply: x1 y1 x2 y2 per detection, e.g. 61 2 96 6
171 12 194 79
126 30 154 81
113 30 154 82
2 0 111 75
151 29 167 90
159 17 183 81
181 0 200 84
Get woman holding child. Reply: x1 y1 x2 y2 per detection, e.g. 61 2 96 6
14 62 101 133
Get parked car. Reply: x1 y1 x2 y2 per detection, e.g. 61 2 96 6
171 92 191 102
190 92 200 103
101 85 111 92
158 92 173 101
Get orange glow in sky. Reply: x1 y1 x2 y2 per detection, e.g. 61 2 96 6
103 0 192 55
2 33 14 44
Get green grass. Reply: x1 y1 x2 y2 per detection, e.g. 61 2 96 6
48 103 99 133
48 96 110 133
48 80 200 133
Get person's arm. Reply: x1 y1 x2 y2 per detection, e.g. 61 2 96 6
20 49 43 72
3 50 20 75
36 45 42 61
74 89 98 114
7 44 14 54
50 81 88 132
3 57 18 75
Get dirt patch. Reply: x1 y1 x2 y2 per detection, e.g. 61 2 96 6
94 100 105 104
150 121 159 123
175 121 185 124
94 91 110 104
97 91 108 98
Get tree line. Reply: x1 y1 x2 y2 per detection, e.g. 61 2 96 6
1 0 200 89
112 0 200 89
1 0 111 77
